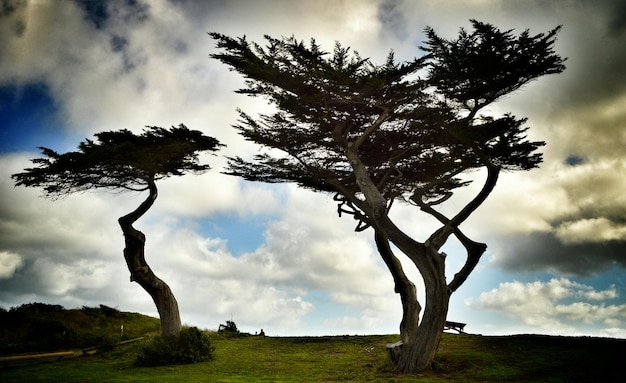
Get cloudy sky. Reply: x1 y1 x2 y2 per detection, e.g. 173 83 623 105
1 0 625 338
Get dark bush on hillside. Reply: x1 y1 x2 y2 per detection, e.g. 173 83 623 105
10 302 64 314
218 320 239 333
136 326 214 366
0 316 78 354
81 304 121 318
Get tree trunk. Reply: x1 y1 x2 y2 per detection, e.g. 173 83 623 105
395 272 450 374
379 224 450 373
118 179 182 336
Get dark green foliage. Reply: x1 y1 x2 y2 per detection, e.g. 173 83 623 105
217 320 246 338
136 326 214 366
212 23 564 209
8 302 64 313
12 124 224 197
218 320 239 333
0 304 76 354
422 20 566 109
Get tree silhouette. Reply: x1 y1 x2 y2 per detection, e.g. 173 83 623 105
13 125 223 336
211 20 564 373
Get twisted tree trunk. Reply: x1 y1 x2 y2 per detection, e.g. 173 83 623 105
395 271 449 373
378 228 450 373
118 178 182 336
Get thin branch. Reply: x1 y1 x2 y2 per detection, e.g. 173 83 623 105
352 108 391 150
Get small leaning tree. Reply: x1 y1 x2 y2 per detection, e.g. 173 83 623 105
12 125 223 336
211 20 564 373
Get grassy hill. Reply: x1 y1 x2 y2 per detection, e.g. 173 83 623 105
0 302 160 355
1 304 625 382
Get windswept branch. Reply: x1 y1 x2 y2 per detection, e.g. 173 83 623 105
352 108 392 149
118 178 158 227
450 164 500 226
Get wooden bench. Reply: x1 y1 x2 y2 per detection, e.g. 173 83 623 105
385 341 404 364
444 320 466 334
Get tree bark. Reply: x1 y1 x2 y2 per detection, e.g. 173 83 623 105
118 178 182 336
375 230 420 345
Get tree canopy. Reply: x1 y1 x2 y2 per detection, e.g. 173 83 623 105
12 124 223 196
213 20 564 224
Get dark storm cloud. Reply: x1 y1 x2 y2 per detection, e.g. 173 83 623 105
0 0 26 40
487 157 626 276
377 0 408 40
469 0 626 275
492 231 626 277
600 0 626 36
75 0 109 29
76 0 150 29
469 0 626 124
551 0 626 107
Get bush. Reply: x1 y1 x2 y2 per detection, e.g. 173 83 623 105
218 319 242 337
136 327 214 366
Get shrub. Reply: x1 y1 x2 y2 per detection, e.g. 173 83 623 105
136 326 214 366
218 319 241 336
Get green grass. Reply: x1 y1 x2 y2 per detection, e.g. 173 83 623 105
2 332 626 382
2 305 625 382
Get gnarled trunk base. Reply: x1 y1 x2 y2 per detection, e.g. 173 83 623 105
393 281 450 374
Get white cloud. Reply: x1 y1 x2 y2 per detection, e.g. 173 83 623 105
600 327 626 338
468 278 626 334
556 218 626 244
0 251 23 279
135 184 400 333
554 302 625 325
30 258 110 296
154 170 282 218
464 169 574 237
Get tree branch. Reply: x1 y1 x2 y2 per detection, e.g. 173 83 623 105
344 145 388 220
447 229 487 292
450 164 500 226
353 108 391 150
416 165 498 291
118 178 157 227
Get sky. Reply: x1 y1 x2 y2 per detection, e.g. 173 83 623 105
1 0 625 338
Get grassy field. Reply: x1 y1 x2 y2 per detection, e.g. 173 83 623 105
2 304 625 382
2 332 626 382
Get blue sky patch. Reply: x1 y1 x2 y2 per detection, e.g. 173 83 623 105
565 155 586 166
197 214 273 256
0 84 65 153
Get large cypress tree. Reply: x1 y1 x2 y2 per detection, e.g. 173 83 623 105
211 20 564 373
